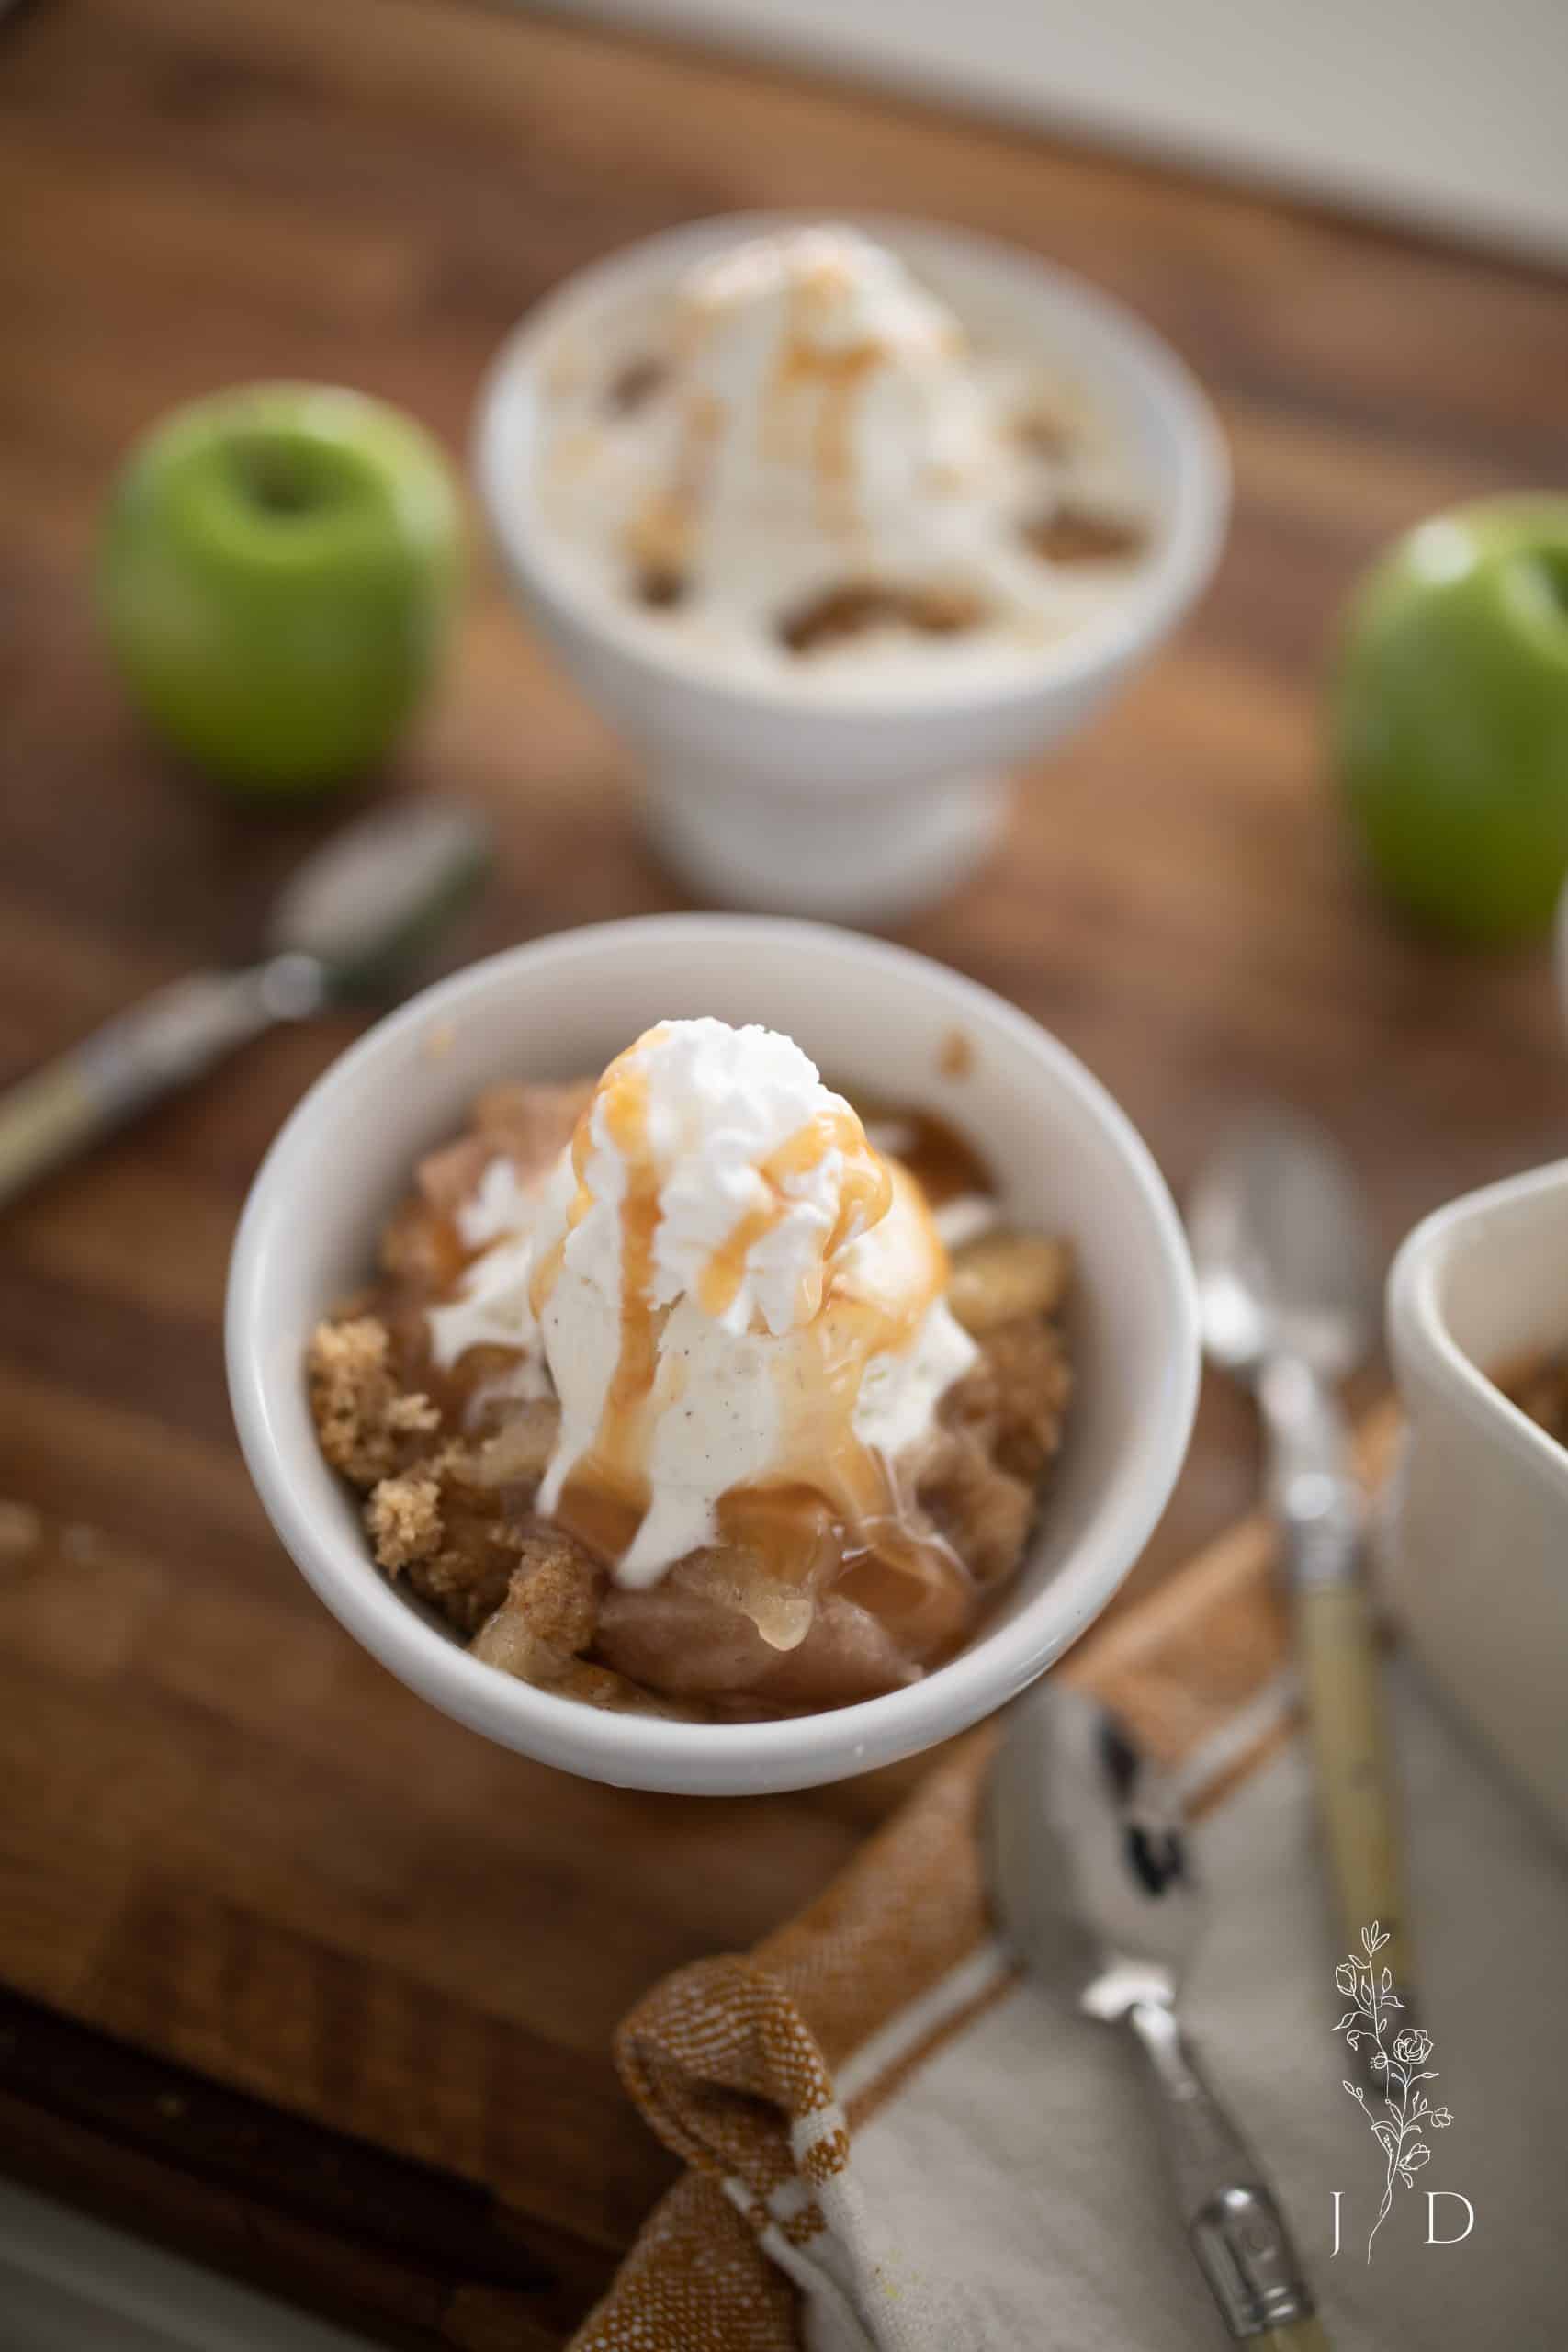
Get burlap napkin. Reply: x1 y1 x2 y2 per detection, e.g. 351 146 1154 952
570 1464 1566 2351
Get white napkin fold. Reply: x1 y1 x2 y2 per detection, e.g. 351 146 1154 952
578 1658 1565 2350
829 1662 1564 2349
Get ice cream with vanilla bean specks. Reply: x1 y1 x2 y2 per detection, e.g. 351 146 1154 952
527 1020 977 1585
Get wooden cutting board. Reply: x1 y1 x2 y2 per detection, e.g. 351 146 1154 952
0 1408 1400 2350
3 0 1567 2345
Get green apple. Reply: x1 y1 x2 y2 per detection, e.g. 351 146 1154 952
1332 496 1568 944
99 383 462 797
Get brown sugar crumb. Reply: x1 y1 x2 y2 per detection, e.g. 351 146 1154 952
472 1526 604 1680
917 1430 1035 1588
405 1546 514 1636
606 355 668 414
987 1316 1073 1482
389 1391 443 1436
779 580 987 655
945 1312 1073 1485
366 1471 443 1574
1022 503 1149 564
308 1318 439 1487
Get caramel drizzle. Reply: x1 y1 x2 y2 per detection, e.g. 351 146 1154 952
624 389 724 582
810 342 882 541
780 1161 958 1602
766 257 963 544
536 1037 967 1630
711 1177 967 1652
532 1039 666 1533
596 1062 663 1489
770 244 882 540
646 256 897 567
757 323 884 543
696 1103 892 1326
633 246 975 602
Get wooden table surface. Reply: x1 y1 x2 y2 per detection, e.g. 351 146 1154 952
3 0 1567 2342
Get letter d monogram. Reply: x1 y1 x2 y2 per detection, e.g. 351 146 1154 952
1427 2191 1474 2245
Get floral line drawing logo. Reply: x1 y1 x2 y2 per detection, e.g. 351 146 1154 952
1333 1921 1454 2260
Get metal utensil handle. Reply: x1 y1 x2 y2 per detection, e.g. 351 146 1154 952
0 965 306 1211
1128 2002 1320 2339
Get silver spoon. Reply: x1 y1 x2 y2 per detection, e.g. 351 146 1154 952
985 1680 1327 2348
0 800 491 1211
1188 1108 1413 2000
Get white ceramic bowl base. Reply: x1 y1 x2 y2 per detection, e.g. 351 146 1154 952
643 763 1010 922
228 918 1199 1794
1385 1158 1568 1844
475 213 1227 923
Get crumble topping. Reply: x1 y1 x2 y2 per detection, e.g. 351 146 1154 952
365 1468 444 1573
308 1317 439 1486
472 1527 602 1679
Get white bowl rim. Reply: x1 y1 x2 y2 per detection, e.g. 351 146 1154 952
227 914 1200 1790
1388 1153 1568 1495
472 207 1230 729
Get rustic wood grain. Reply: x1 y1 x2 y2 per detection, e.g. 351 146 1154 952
3 0 1567 2340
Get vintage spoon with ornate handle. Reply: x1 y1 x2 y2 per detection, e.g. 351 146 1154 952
1188 1107 1412 2004
0 799 491 1212
986 1681 1328 2348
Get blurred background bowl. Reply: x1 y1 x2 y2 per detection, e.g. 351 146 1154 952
474 213 1228 924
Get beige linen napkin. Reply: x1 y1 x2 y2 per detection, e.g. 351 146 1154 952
571 1505 1566 2349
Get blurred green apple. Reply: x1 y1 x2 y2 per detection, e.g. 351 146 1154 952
1332 496 1568 944
99 384 462 797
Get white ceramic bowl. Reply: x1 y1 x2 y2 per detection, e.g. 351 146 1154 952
1384 1159 1568 1842
227 917 1198 1794
473 213 1227 923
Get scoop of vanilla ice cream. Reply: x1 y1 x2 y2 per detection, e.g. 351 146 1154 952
572 1016 886 1340
526 1017 977 1589
627 225 994 605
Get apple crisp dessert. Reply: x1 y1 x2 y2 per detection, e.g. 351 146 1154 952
307 1038 1072 1721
